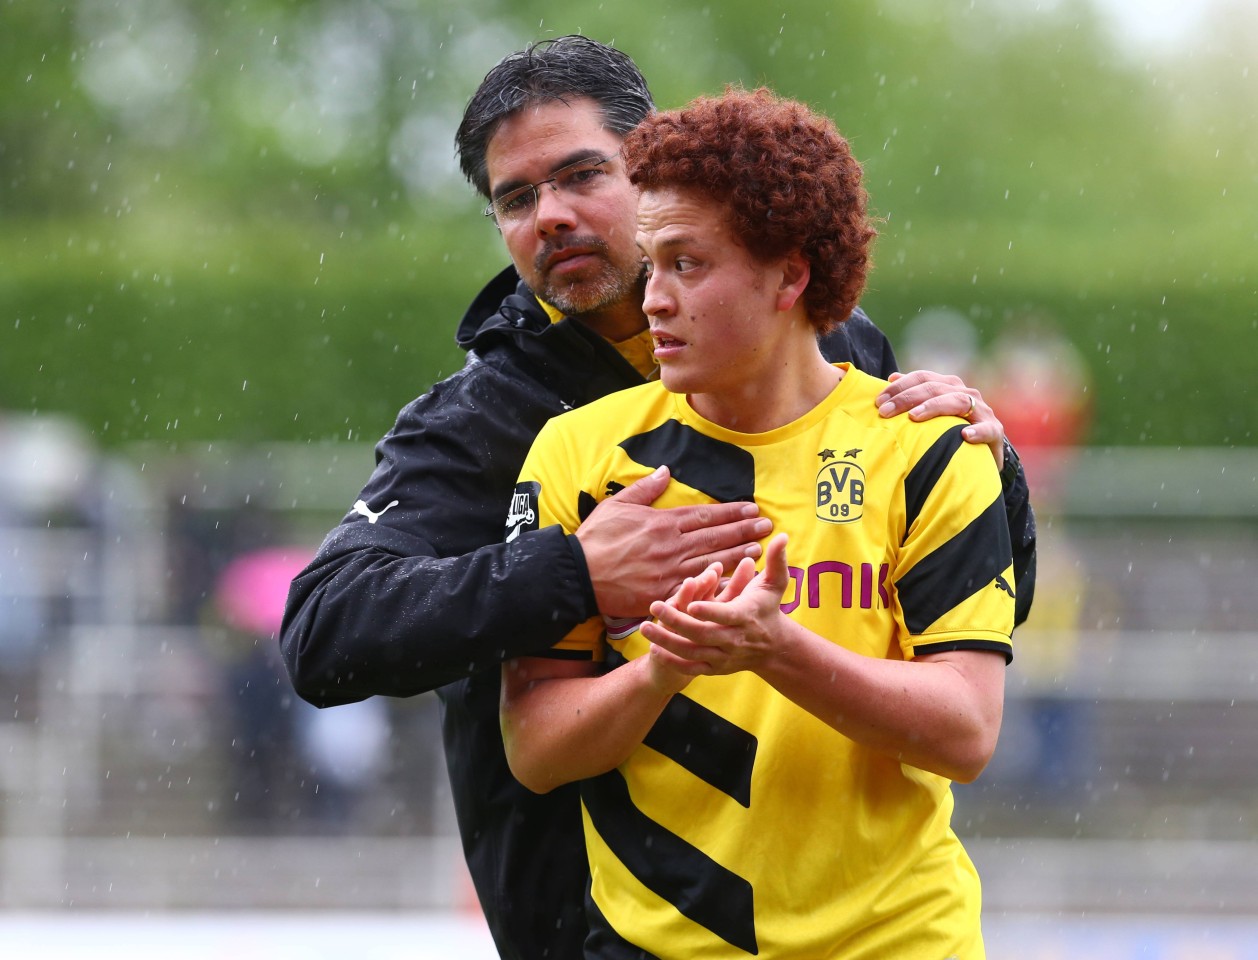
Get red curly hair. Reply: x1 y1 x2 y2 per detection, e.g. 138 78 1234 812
622 87 875 333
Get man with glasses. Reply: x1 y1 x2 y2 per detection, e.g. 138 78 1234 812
281 35 1036 960
485 154 617 223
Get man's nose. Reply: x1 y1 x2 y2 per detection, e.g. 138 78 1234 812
532 183 578 235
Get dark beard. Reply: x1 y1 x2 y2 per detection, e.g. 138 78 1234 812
534 239 644 319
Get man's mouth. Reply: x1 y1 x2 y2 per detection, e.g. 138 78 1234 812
539 240 605 275
548 250 593 270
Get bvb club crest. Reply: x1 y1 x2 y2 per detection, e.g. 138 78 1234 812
815 448 865 524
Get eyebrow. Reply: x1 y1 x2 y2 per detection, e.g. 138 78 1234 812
638 232 700 254
490 150 610 201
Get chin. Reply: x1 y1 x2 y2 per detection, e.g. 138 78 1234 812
657 367 682 393
659 369 706 396
546 267 639 318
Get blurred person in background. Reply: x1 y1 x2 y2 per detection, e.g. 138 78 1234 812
982 315 1094 795
280 35 1036 960
983 315 1093 502
212 543 392 831
211 545 312 828
0 415 98 706
0 503 42 693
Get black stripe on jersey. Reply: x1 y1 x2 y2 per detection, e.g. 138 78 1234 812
915 638 1013 662
897 494 1013 636
585 879 663 960
903 424 966 536
578 490 599 523
538 647 596 661
606 651 757 807
642 694 757 807
620 420 756 504
583 769 759 955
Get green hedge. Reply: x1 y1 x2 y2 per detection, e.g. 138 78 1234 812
3 211 1253 449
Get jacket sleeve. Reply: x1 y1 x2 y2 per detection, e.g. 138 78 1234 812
823 305 1038 626
281 525 596 706
825 305 901 379
999 442 1037 627
279 364 598 707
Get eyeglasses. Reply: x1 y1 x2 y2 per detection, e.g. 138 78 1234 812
484 154 618 224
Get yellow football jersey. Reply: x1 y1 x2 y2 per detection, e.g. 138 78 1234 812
512 365 1015 959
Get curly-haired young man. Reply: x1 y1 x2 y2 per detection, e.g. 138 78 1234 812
502 88 1013 959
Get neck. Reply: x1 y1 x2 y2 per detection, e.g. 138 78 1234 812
576 298 649 343
691 329 842 434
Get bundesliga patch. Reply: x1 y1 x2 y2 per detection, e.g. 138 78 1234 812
505 481 541 543
815 447 865 524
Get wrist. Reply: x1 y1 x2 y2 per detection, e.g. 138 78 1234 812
768 609 843 683
643 646 692 696
565 532 601 618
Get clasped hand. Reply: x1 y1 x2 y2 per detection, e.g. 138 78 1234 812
640 533 793 679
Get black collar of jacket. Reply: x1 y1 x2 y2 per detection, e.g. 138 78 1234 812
456 265 647 409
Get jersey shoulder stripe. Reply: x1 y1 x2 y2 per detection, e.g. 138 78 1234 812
897 494 1014 645
903 423 966 533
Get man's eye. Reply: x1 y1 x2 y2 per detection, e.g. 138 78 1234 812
565 166 605 186
499 191 534 216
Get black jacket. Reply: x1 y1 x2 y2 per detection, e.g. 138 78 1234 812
280 266 1036 960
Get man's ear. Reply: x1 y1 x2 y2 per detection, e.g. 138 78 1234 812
775 251 811 313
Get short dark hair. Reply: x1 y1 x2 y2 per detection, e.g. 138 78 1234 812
623 87 876 333
455 35 655 198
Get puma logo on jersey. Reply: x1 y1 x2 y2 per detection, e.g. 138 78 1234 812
994 574 1016 597
353 498 399 524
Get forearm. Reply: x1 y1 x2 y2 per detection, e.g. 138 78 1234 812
280 524 594 706
501 655 686 794
757 621 1004 782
